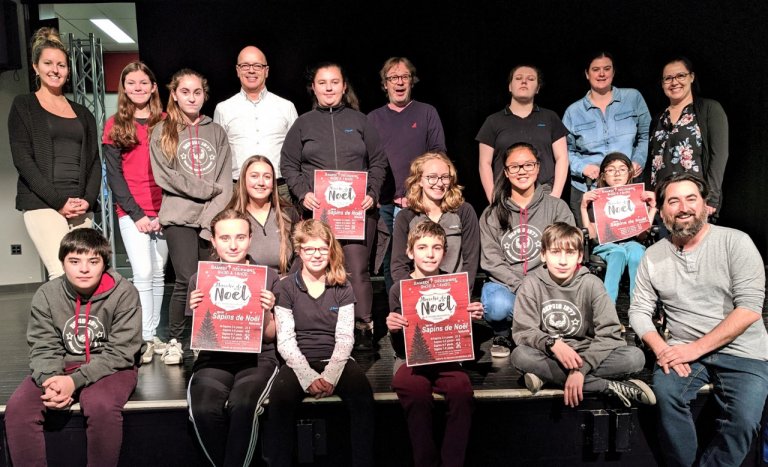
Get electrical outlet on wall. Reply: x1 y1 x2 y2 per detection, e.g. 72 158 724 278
11 244 22 255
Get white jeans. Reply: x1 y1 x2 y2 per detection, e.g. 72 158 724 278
119 215 169 341
23 209 93 280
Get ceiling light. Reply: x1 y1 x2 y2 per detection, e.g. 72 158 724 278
90 19 134 44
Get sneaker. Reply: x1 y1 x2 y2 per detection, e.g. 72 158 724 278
161 339 184 365
141 341 155 364
606 379 657 407
524 373 544 394
490 336 513 358
152 336 167 355
354 324 374 351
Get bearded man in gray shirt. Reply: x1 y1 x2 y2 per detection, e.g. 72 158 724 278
629 173 767 467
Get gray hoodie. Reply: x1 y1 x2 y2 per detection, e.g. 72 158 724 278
27 269 143 390
512 266 625 375
479 184 574 292
150 116 233 239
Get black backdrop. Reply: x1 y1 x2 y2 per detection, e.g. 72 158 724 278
135 0 768 259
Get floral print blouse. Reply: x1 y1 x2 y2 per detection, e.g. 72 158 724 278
649 103 703 187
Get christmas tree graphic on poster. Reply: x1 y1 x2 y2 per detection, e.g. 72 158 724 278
191 262 267 353
400 272 474 367
592 183 651 244
313 170 367 239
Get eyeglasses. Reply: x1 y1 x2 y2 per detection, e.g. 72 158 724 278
604 167 629 176
662 72 690 84
385 74 412 83
301 247 329 256
237 63 268 72
504 161 539 174
423 175 451 186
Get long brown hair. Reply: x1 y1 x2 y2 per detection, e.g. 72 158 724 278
227 155 295 274
405 152 465 213
306 61 360 111
160 68 209 161
109 61 164 148
292 220 346 286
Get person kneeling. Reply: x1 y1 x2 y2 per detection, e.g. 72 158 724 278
510 222 655 408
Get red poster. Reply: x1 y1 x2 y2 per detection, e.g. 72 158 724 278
191 262 267 353
313 170 368 240
592 183 651 244
400 272 474 367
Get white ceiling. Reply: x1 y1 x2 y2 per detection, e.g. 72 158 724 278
40 3 138 52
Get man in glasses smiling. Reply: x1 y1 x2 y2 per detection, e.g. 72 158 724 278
214 45 298 198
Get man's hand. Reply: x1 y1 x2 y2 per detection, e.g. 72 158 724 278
563 370 584 408
657 343 702 370
550 340 583 370
302 192 321 210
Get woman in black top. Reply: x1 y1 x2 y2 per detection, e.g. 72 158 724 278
8 27 100 279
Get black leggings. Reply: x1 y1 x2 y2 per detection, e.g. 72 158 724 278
164 225 211 341
341 213 377 324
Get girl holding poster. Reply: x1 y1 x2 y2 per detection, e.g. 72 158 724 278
263 219 375 467
390 152 480 293
387 220 484 467
279 62 388 350
186 209 279 467
580 152 657 303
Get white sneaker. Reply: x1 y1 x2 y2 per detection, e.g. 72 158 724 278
524 373 544 394
161 339 183 365
152 336 167 355
141 341 155 364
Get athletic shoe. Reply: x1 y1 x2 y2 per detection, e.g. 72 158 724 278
152 336 167 355
141 341 155 364
607 379 657 407
161 339 184 365
490 336 513 358
524 373 544 394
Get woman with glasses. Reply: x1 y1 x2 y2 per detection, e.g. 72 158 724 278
563 52 651 225
280 61 388 350
646 56 728 222
476 64 569 203
479 142 574 358
390 152 479 291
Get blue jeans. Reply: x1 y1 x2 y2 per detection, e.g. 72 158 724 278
379 203 401 294
653 352 768 467
592 241 645 303
481 281 516 337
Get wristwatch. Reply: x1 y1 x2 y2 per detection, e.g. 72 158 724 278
544 336 560 355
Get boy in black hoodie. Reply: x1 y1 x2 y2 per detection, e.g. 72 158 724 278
5 228 142 466
510 222 655 408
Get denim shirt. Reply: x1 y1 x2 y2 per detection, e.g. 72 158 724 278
563 87 651 192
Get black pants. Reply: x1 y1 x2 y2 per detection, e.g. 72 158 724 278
164 225 211 341
262 360 374 467
341 213 378 324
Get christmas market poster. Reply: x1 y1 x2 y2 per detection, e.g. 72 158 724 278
592 183 651 244
191 262 267 353
313 170 367 240
400 272 474 367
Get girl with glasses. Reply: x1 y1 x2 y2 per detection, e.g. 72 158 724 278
390 152 479 292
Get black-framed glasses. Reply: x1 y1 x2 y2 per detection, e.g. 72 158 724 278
662 72 690 84
423 175 451 186
237 63 268 72
385 74 412 83
301 247 329 256
504 161 539 174
604 167 629 176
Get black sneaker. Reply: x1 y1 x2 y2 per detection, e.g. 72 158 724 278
490 336 513 358
606 379 657 407
354 327 374 351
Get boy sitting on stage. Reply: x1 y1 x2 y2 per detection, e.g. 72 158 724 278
4 228 143 466
386 220 484 467
510 222 655 408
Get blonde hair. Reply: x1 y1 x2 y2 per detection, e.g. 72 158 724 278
292 220 346 286
109 62 164 148
405 152 465 213
160 68 209 161
227 156 295 274
31 27 68 89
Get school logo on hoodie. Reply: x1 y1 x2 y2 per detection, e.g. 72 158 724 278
178 138 217 176
63 315 106 354
501 225 543 262
541 299 583 337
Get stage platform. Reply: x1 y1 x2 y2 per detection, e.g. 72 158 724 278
1 278 765 466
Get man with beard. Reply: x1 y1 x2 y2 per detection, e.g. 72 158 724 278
628 173 767 467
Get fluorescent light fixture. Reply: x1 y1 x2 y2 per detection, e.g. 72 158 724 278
90 19 135 44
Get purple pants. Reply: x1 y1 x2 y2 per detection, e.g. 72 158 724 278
5 368 138 467
391 362 474 467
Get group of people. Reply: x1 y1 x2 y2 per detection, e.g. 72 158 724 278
5 26 765 467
